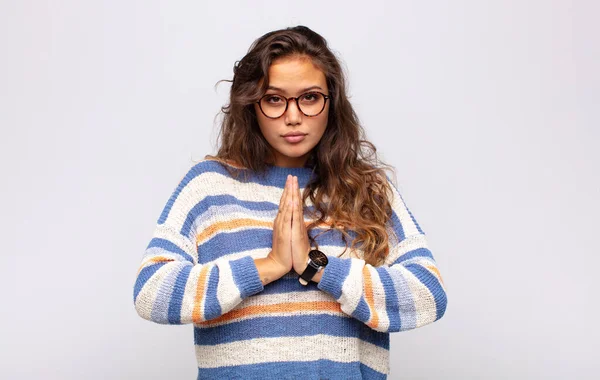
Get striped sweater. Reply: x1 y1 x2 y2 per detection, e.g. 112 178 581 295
133 158 447 379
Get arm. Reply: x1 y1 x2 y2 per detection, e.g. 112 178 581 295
315 178 448 333
133 165 265 325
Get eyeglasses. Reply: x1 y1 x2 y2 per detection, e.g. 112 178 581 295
256 91 330 119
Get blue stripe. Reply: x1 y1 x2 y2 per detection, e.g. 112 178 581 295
197 227 349 264
159 159 316 226
133 262 166 302
157 165 201 224
197 229 272 263
375 267 401 332
388 212 406 241
184 195 320 236
404 263 447 320
317 256 352 300
351 297 372 324
203 266 221 320
393 247 433 265
390 269 416 331
229 255 264 298
360 363 388 379
151 264 185 324
167 264 192 324
184 195 278 236
146 237 195 263
196 359 386 380
194 314 389 349
261 276 318 295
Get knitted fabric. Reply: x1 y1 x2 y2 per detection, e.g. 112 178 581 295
133 158 447 379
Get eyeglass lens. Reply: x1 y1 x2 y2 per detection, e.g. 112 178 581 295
260 92 326 118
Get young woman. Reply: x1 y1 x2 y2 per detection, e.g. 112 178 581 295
133 25 447 379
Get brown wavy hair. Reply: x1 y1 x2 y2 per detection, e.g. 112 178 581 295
204 25 400 267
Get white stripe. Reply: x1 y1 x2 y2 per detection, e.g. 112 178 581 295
198 247 269 265
152 223 198 263
179 264 203 323
389 184 421 237
368 267 390 331
142 247 191 265
214 258 242 314
194 205 324 247
401 268 437 328
195 243 355 267
198 309 349 328
242 289 331 306
390 264 417 330
198 290 346 327
385 233 429 265
152 263 186 322
338 258 365 316
195 334 389 374
164 170 316 234
135 263 175 320
194 204 274 238
358 338 390 375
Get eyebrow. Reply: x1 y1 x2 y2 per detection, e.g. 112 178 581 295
266 85 324 94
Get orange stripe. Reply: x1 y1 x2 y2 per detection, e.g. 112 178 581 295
196 218 273 244
192 266 211 323
197 301 343 326
363 266 379 329
425 264 444 286
196 218 321 245
136 256 174 276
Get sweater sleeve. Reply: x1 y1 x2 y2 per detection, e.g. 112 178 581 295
316 177 448 333
133 165 264 325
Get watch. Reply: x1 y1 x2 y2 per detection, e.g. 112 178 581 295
299 249 328 285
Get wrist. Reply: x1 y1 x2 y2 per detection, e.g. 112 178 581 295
293 261 306 276
254 256 287 286
293 248 312 275
311 268 324 283
297 264 324 284
297 249 327 285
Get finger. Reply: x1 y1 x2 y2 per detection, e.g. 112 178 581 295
295 176 301 208
291 176 297 217
296 178 309 234
277 175 290 216
295 177 305 233
297 179 305 232
294 177 303 226
275 176 290 238
283 178 293 227
279 176 290 223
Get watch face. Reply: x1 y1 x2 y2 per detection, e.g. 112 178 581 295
308 249 328 266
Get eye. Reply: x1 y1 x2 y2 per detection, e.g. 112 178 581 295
265 95 284 104
300 92 321 102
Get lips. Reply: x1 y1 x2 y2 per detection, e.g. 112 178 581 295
283 134 306 143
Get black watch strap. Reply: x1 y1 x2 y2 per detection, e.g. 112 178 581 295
299 249 328 285
299 262 319 283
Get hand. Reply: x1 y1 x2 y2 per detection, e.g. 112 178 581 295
267 174 294 275
291 175 312 275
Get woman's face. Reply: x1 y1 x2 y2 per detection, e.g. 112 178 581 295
254 55 329 168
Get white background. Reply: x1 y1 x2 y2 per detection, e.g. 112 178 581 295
1 0 598 378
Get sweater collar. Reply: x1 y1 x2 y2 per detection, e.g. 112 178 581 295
261 163 317 188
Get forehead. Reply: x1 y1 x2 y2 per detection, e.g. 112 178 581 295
265 56 327 93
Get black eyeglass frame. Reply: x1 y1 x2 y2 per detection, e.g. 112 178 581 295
256 91 331 119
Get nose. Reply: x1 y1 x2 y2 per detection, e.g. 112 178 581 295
284 98 302 125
